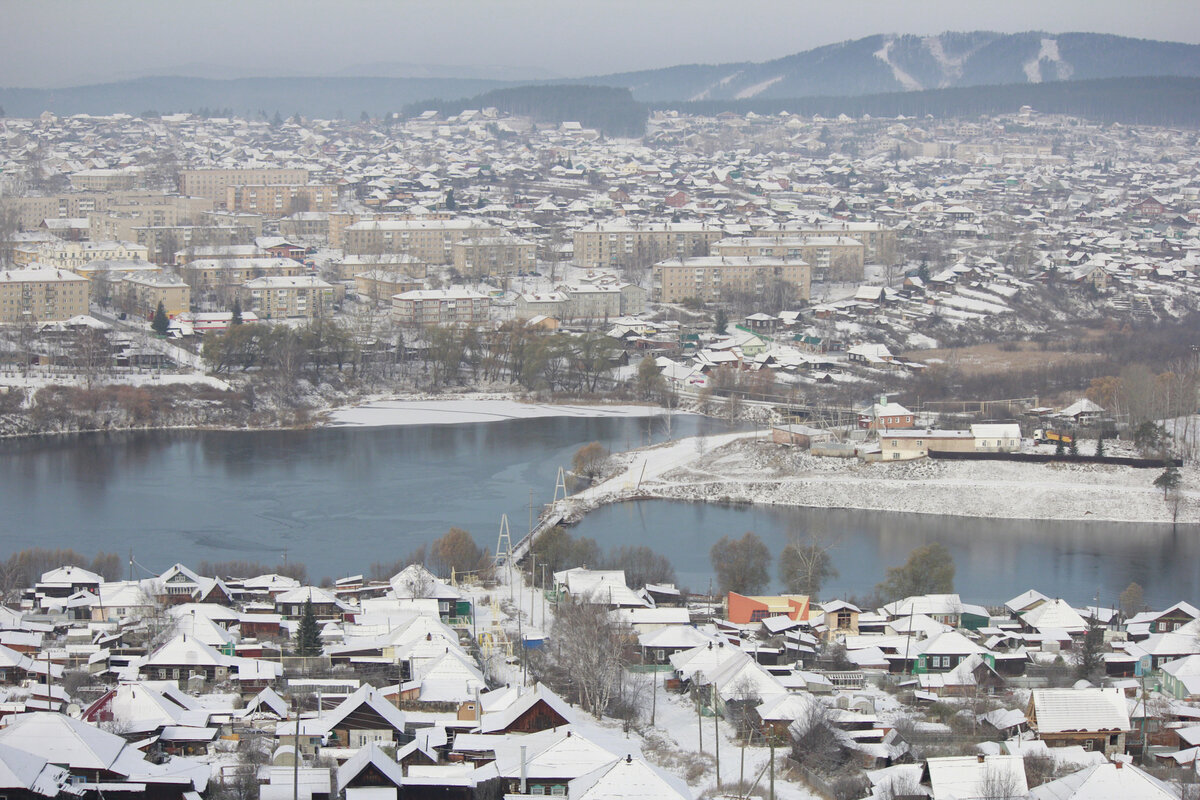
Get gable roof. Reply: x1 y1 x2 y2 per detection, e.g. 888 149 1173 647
336 742 405 791
320 685 406 734
0 712 126 771
1031 688 1131 733
570 755 694 800
1030 761 1178 800
479 683 574 734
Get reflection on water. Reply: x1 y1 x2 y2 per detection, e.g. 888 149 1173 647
0 414 727 578
571 500 1199 607
2 418 1191 607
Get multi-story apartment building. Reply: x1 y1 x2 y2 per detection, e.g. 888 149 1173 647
279 212 331 240
756 221 897 264
0 267 89 324
391 288 490 327
134 226 255 264
513 283 646 321
572 221 724 269
13 240 150 270
179 257 305 295
3 191 212 230
344 219 501 264
120 271 192 318
179 168 309 205
174 245 266 266
225 184 336 217
354 271 424 305
333 254 426 281
452 235 537 278
70 168 144 192
652 256 812 304
242 276 339 319
711 235 865 282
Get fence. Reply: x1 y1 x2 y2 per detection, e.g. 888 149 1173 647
928 450 1182 468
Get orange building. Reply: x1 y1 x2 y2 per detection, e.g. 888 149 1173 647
726 592 810 624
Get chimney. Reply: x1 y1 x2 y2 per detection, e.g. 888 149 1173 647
520 745 528 794
1115 762 1123 770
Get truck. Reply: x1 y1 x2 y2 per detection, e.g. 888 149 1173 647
1033 429 1073 445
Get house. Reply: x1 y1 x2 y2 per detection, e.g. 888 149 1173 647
821 601 861 640
1126 602 1199 637
336 742 405 798
922 754 1027 800
916 654 1006 697
275 586 351 620
1159 654 1200 701
306 685 408 749
882 595 989 629
1030 761 1178 800
913 631 994 674
971 423 1022 452
1028 688 1132 756
858 401 914 430
553 568 646 608
478 683 574 734
880 429 973 460
0 712 210 795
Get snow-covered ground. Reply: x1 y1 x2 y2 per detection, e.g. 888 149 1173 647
573 435 1198 524
325 397 667 427
0 371 230 391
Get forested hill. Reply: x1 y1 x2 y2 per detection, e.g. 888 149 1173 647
665 77 1200 129
401 85 648 137
573 32 1200 102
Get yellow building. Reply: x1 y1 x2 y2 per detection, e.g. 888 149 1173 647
179 168 309 205
757 221 897 264
242 276 339 319
452 235 537 278
711 235 865 282
344 219 501 264
179 257 304 294
14 240 150 270
225 184 336 216
354 271 423 305
0 266 90 324
572 221 724 269
121 271 192 318
652 256 811 304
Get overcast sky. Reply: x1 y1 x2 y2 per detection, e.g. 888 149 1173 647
4 0 1200 88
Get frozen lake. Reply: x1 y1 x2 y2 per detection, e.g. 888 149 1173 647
0 416 1194 607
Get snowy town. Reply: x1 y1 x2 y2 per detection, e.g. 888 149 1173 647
0 549 1196 800
3 6 1200 800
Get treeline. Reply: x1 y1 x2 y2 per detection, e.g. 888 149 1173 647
403 84 649 137
665 76 1200 128
521 526 676 591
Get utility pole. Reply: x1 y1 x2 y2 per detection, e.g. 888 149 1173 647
531 553 537 627
697 686 703 754
769 734 775 800
713 683 721 790
293 696 301 800
651 668 657 726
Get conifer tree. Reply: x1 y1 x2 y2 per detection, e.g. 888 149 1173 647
151 301 170 335
294 599 322 657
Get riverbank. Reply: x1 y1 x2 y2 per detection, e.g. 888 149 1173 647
568 433 1199 524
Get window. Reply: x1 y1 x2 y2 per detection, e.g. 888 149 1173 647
1082 740 1093 751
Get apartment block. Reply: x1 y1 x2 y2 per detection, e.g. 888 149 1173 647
452 235 537 278
757 221 897 264
572 221 724 269
391 288 490 327
225 184 336 216
333 254 426 281
179 168 309 205
354 271 424 304
652 256 812 303
14 240 150 270
0 267 89 324
711 235 865 281
344 219 501 264
120 271 192 318
242 276 339 319
70 168 144 192
179 257 305 294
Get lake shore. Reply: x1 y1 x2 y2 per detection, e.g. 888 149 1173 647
566 433 1199 525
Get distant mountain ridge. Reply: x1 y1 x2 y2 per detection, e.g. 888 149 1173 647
1 31 1199 120
573 32 1200 102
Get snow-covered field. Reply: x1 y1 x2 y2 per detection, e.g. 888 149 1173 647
0 371 231 391
325 396 668 427
575 435 1197 524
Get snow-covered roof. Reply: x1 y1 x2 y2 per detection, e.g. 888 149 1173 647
1032 688 1131 733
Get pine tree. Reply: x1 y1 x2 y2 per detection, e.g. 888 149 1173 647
714 307 729 335
1054 438 1065 456
1095 436 1105 457
151 301 170 335
1068 437 1079 457
294 599 322 657
231 298 243 326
